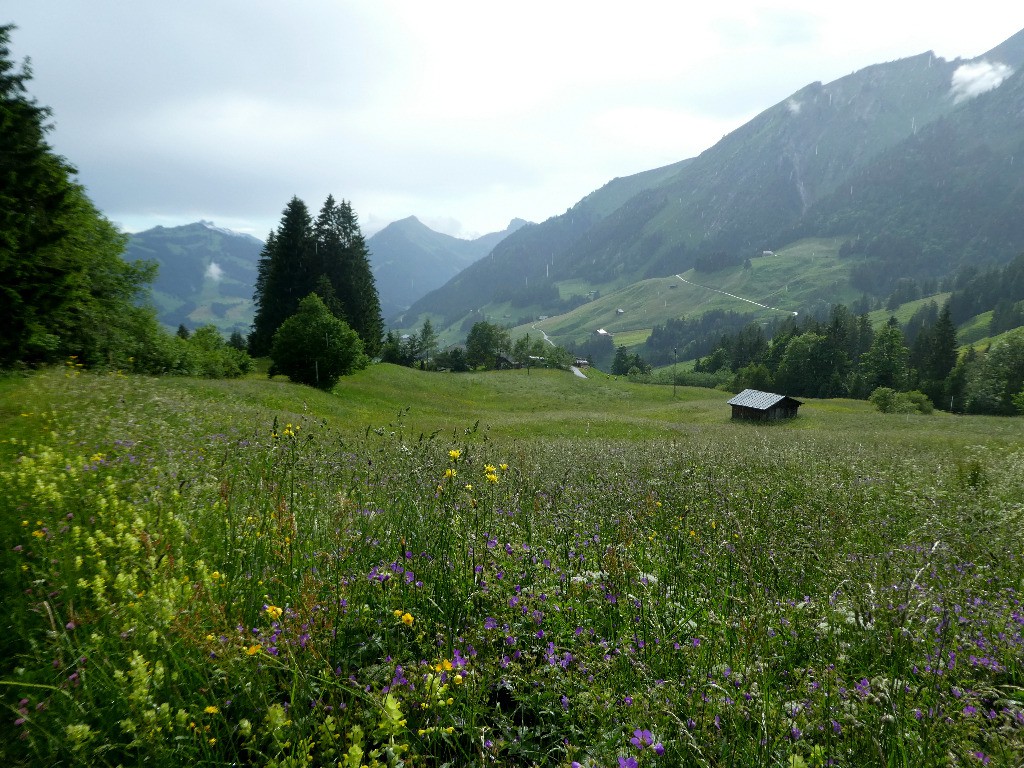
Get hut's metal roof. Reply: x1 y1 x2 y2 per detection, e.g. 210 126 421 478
727 389 799 410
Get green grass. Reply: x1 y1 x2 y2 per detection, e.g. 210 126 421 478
2 366 1022 767
866 293 953 329
515 238 857 349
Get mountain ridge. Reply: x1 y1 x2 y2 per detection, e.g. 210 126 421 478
398 27 1024 339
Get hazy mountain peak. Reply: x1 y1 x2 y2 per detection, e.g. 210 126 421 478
198 220 263 242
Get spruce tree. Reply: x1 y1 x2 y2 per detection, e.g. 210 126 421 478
313 196 383 356
1 25 153 368
927 302 958 382
249 198 314 355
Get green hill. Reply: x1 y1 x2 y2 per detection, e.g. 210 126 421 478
123 221 263 335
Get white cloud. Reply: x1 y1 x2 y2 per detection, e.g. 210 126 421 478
787 99 803 115
950 60 1014 103
205 262 224 282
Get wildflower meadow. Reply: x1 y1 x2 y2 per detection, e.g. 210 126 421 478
1 368 1022 767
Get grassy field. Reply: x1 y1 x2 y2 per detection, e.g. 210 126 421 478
2 366 1022 767
512 238 857 351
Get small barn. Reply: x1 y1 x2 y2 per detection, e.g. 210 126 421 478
727 389 803 421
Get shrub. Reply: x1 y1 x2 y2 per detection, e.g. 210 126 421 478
270 293 364 389
870 387 933 414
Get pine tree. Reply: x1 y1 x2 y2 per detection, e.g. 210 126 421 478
1 25 74 364
249 198 314 355
248 231 276 355
253 195 383 358
314 197 383 356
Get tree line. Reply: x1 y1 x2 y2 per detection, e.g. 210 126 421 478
688 301 1023 415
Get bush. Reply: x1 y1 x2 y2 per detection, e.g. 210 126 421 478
869 387 933 414
270 293 364 389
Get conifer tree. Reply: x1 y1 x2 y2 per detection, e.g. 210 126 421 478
1 25 153 368
926 302 958 382
313 196 383 356
249 198 314 355
861 319 910 392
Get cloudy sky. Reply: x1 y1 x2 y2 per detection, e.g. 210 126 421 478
6 2 1023 240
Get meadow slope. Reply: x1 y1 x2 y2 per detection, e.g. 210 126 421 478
1 367 1022 767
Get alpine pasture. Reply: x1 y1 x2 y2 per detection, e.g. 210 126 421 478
2 365 1022 767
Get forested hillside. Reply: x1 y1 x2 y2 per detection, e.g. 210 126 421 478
400 29 1024 347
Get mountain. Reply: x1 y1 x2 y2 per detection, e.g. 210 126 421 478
367 216 528 319
400 28 1024 341
121 216 529 337
123 221 263 334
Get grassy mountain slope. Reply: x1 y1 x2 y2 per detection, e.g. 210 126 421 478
399 159 693 326
400 28 1024 347
520 238 856 348
797 61 1024 275
124 222 263 334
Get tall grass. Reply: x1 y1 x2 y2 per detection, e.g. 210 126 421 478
1 368 1022 766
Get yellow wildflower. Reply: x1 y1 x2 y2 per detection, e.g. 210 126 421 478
444 468 457 479
246 644 262 655
448 449 461 460
204 705 219 714
499 463 508 471
401 612 414 626
484 464 496 474
265 604 283 621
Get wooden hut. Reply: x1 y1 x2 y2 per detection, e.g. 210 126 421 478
727 389 803 421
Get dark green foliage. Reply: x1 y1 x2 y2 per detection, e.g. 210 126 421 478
491 277 561 307
0 26 157 369
313 196 383 356
250 197 383 359
732 363 775 392
380 330 418 367
249 199 314 355
860 320 910 393
869 387 933 414
465 321 511 369
269 293 364 389
433 345 470 372
693 250 742 273
511 333 548 367
227 330 247 351
948 253 1024 325
611 346 651 376
380 318 438 369
962 329 1024 414
644 310 758 366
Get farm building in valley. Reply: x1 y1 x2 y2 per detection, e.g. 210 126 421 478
727 389 803 421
